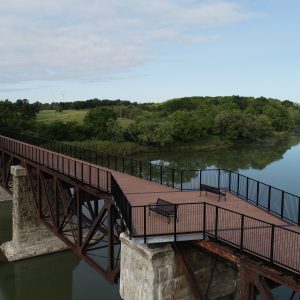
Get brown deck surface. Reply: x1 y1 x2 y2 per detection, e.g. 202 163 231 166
110 170 300 272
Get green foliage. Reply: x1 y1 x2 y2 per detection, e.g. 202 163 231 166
33 121 86 141
129 112 174 146
2 96 300 149
83 107 122 141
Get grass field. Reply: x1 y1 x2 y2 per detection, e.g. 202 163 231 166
37 110 133 129
37 109 88 124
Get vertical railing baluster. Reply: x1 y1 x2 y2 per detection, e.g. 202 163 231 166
199 170 202 191
139 161 142 178
215 206 219 238
203 203 206 237
280 191 284 219
246 177 249 200
270 224 275 264
256 181 259 206
237 173 240 196
172 169 175 189
160 165 163 185
144 206 147 244
240 215 244 250
298 197 300 226
268 186 271 212
180 171 183 191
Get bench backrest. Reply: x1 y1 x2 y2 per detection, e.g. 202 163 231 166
157 198 176 212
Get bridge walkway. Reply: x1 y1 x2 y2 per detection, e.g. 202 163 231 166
0 134 299 276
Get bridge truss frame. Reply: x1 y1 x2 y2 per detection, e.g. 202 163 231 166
0 145 122 283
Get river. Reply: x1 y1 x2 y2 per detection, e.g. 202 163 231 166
1 137 300 299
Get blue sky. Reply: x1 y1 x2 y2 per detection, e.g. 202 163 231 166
0 0 299 103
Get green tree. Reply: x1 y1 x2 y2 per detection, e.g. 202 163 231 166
84 107 122 140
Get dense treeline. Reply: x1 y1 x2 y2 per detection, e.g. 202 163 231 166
1 96 300 148
40 98 153 111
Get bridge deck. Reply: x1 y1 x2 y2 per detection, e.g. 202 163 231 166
0 134 299 275
111 170 300 272
112 169 298 229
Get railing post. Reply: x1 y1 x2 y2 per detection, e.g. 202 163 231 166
246 177 249 200
228 170 231 191
114 156 117 170
298 197 300 226
139 161 142 178
130 160 133 175
268 186 271 212
144 206 147 244
160 165 163 185
174 204 177 242
106 171 109 192
218 169 220 189
199 170 202 191
270 224 275 264
215 206 219 239
149 164 152 181
240 215 244 250
180 171 183 191
107 154 110 169
122 157 125 173
280 191 284 219
256 181 259 206
172 168 175 189
203 203 206 237
237 173 240 196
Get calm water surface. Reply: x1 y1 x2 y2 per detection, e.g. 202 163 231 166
1 137 300 300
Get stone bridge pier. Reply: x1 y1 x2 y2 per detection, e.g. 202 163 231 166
120 233 240 300
0 165 67 261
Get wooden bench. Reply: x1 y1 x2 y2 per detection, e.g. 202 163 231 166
200 184 226 201
148 198 178 224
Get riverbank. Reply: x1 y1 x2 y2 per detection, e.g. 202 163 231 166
66 131 300 156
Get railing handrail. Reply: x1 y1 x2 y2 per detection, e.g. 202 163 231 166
130 201 300 275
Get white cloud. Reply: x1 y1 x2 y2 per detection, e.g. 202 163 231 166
0 1 259 83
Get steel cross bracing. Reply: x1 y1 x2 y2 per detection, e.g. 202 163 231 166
0 139 123 283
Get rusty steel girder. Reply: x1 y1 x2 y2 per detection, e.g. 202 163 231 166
0 146 123 283
25 162 122 283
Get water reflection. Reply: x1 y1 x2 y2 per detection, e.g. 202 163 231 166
137 136 300 195
137 136 300 171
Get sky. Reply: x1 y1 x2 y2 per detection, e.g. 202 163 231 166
0 0 299 103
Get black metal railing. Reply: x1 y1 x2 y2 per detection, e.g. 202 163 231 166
1 129 300 275
0 128 299 225
0 134 111 193
111 175 132 234
130 202 300 275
